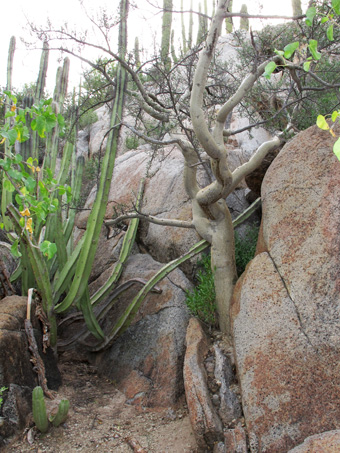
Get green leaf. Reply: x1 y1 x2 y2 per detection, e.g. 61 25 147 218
332 111 339 122
321 17 329 24
274 49 284 57
309 39 322 60
264 61 277 79
334 138 340 161
40 241 57 260
332 0 340 15
327 24 334 41
11 239 22 258
13 154 23 164
3 179 15 192
24 176 36 192
316 115 330 130
303 61 312 72
305 7 316 25
283 42 299 59
8 169 23 181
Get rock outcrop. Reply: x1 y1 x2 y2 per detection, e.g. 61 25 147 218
288 430 340 452
231 124 340 451
0 296 61 446
93 253 192 408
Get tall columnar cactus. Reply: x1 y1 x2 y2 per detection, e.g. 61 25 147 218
54 0 129 340
225 0 233 33
188 0 193 49
181 0 187 54
134 37 141 68
1 36 16 231
31 41 49 161
292 0 302 16
44 58 70 174
240 4 249 31
171 30 178 63
161 0 173 69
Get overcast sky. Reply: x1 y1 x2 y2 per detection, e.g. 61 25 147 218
0 0 308 92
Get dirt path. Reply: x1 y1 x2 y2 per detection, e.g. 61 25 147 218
4 356 198 452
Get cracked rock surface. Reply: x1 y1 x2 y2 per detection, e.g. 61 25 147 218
231 124 340 452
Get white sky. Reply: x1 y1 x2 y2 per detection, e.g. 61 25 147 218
0 0 308 93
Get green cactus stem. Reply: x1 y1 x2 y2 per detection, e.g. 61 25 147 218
54 0 129 341
240 4 249 31
161 0 173 69
50 399 70 427
32 386 49 433
1 37 16 231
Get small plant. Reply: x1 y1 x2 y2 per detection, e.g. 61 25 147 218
185 225 259 326
125 134 139 150
0 386 8 409
185 253 217 326
32 386 70 433
235 224 259 276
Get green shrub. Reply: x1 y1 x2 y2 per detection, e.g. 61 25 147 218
235 224 259 275
0 386 8 410
125 134 139 150
185 253 217 326
185 224 259 326
78 110 98 129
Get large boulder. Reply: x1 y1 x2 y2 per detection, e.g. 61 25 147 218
76 146 207 279
288 430 340 452
93 253 192 408
231 124 340 451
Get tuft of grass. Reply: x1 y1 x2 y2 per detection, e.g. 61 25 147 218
185 224 259 326
235 224 259 276
0 386 8 410
185 253 217 326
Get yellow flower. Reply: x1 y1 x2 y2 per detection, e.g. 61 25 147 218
26 217 33 234
0 137 5 145
20 207 31 217
10 104 16 112
36 166 41 172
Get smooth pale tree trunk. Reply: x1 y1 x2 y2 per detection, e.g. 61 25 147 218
182 0 283 339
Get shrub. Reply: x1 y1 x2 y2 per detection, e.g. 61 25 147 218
185 224 259 326
235 224 259 276
125 134 139 150
185 253 217 326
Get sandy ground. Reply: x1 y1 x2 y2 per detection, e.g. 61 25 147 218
4 357 198 453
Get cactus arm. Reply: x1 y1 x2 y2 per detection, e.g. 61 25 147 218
63 156 85 245
57 141 73 186
52 235 85 306
90 178 145 307
32 386 49 433
79 288 105 340
50 399 70 427
55 1 129 333
90 238 210 352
